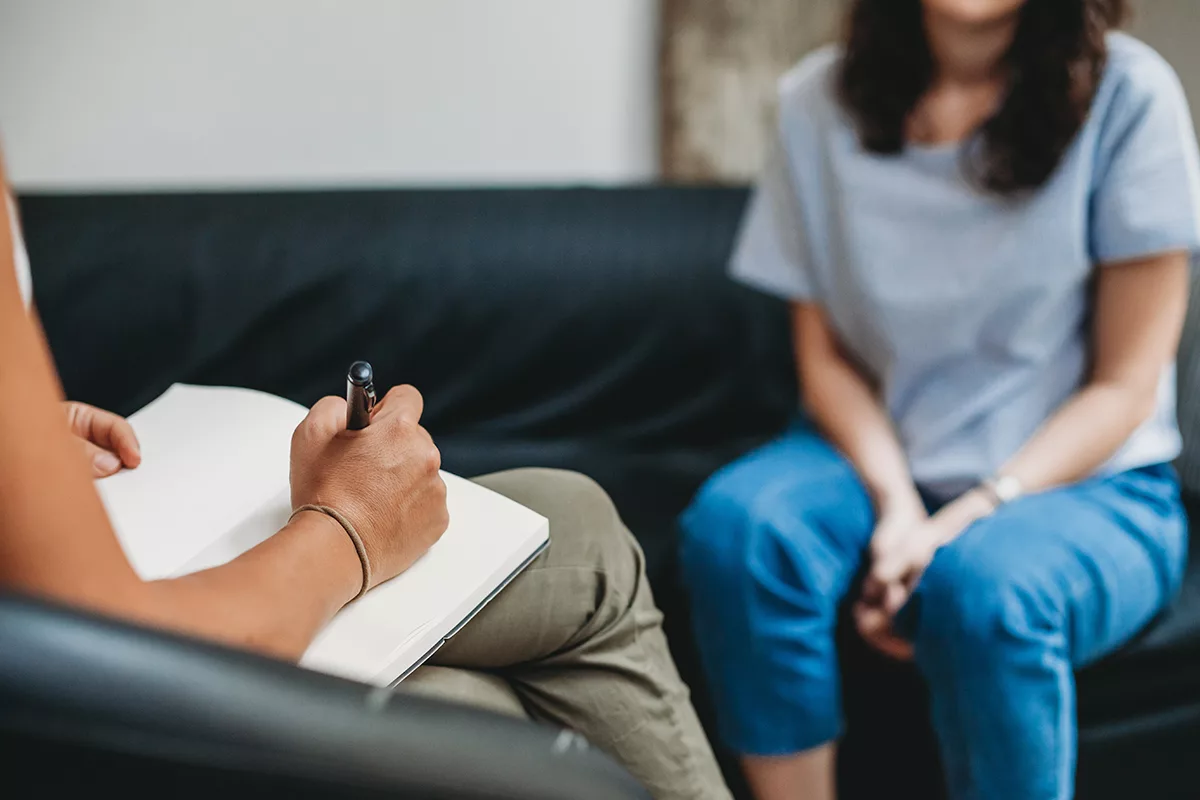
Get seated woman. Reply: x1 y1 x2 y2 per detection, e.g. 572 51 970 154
0 159 729 800
680 1 1195 799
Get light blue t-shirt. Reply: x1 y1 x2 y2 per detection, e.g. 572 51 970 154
733 33 1200 500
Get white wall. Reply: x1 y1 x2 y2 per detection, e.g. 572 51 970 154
0 0 660 190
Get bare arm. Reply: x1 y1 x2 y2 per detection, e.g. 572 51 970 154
0 168 447 660
862 250 1189 548
868 248 1190 595
793 301 921 515
998 252 1190 492
869 250 1190 624
933 250 1190 531
855 251 1191 662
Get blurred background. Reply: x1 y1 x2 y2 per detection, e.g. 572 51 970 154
2 0 1193 192
0 0 662 188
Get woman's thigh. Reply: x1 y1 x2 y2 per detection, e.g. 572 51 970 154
679 423 878 612
909 464 1188 665
678 424 879 753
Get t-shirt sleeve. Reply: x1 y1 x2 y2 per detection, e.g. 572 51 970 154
1090 51 1200 264
729 127 819 301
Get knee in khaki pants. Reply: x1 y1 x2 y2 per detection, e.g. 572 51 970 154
474 468 647 614
403 666 528 719
476 468 642 570
417 467 731 800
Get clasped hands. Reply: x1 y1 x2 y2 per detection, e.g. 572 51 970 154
854 489 995 660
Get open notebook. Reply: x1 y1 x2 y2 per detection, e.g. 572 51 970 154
96 384 549 686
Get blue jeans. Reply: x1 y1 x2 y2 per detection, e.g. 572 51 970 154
679 424 1187 800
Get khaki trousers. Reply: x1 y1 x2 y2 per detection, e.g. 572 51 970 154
401 468 731 800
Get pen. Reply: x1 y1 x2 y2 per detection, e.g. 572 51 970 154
346 361 376 430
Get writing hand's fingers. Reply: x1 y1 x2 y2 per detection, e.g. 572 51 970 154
371 384 424 426
300 396 348 440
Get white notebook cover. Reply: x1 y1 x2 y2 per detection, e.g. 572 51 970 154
96 384 549 686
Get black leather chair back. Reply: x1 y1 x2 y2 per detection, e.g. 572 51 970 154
0 595 649 799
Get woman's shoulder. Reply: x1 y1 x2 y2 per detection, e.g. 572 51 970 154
775 45 844 135
1098 32 1189 116
779 45 842 103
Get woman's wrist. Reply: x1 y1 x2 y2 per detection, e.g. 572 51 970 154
874 483 925 520
948 488 998 526
285 509 363 608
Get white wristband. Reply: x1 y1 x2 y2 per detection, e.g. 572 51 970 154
979 475 1023 508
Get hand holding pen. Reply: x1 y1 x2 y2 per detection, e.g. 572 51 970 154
290 362 449 596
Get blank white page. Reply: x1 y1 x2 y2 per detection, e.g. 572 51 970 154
96 384 306 579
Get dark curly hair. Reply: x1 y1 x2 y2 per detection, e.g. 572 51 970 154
837 0 1129 196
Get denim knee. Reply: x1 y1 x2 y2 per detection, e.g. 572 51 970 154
680 471 852 623
679 469 856 755
679 476 757 599
912 539 1061 662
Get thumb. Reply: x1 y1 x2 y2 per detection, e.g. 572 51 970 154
83 441 123 478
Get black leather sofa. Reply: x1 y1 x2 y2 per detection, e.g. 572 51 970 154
20 186 1200 799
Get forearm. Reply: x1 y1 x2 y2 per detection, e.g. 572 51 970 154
792 302 917 511
0 269 360 661
139 511 361 660
1001 380 1157 493
1000 253 1189 492
803 358 918 511
8 464 358 662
